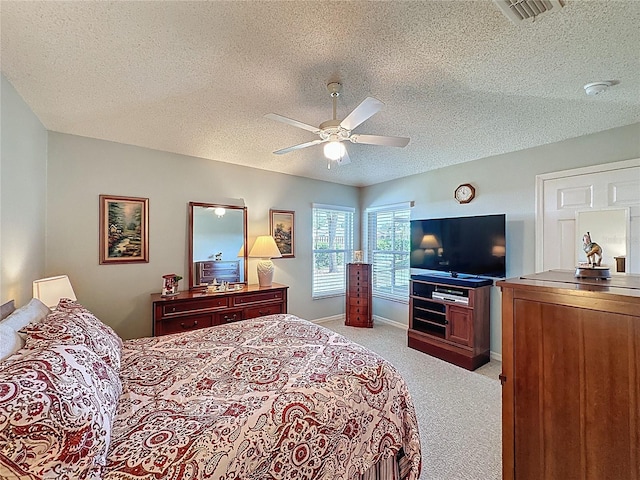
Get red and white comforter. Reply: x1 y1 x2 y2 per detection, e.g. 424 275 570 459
105 314 422 480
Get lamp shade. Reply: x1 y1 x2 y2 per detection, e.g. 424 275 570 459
420 234 441 249
248 236 281 287
248 236 282 259
33 275 77 309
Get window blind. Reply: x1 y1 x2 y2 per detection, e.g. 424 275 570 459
312 205 354 299
366 202 411 301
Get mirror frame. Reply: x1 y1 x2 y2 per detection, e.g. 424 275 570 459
188 201 248 290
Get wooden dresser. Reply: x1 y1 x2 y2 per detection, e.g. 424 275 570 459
345 263 372 328
152 283 288 336
497 270 640 480
195 260 240 285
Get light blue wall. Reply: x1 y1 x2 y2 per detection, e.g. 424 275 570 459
45 132 360 339
361 123 640 355
0 75 48 306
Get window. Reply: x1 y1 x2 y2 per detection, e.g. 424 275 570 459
366 203 411 301
312 204 354 298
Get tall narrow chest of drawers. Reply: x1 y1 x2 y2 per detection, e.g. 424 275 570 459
345 263 372 328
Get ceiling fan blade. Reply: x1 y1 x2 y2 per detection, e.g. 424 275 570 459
273 139 323 155
340 97 384 131
264 113 319 133
350 134 410 148
335 147 351 166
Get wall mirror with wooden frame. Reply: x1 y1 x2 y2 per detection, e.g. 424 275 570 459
188 201 248 290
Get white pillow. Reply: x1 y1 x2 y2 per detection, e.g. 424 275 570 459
0 298 50 361
0 298 50 331
0 324 23 361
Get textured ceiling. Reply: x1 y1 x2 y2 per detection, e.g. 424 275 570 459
1 1 639 187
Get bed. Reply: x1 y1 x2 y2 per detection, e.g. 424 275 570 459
0 298 421 479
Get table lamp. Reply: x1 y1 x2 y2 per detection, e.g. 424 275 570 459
32 275 77 309
248 235 282 287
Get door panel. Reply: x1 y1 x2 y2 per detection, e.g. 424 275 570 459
538 161 640 273
448 306 471 346
513 298 637 479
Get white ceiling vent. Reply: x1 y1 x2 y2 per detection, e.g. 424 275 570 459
494 0 565 24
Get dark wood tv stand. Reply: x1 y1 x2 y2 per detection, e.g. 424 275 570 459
408 274 492 370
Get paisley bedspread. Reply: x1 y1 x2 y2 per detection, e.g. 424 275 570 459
104 314 421 480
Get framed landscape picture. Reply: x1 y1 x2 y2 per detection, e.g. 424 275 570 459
99 194 149 264
270 209 294 258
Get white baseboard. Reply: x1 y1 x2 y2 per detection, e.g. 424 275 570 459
373 315 408 330
490 351 502 362
313 314 409 330
311 314 344 325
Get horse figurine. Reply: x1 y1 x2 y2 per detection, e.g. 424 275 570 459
582 232 603 266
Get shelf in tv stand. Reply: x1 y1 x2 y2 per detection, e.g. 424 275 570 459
409 277 491 370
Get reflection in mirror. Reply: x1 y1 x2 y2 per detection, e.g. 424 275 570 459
575 208 630 272
188 202 248 289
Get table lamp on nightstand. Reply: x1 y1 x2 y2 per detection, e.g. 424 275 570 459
33 275 77 309
248 235 282 287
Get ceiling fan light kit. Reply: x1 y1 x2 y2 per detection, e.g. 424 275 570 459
265 82 410 166
324 141 346 161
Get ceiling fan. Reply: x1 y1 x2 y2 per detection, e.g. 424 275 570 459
265 82 410 166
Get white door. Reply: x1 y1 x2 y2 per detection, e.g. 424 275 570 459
536 159 640 273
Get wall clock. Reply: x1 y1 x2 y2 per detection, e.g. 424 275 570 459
454 183 475 204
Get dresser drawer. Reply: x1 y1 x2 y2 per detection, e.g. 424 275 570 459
214 309 243 325
162 297 228 316
159 314 213 335
349 273 370 285
244 303 284 319
347 313 372 327
232 290 284 307
348 296 368 306
348 304 369 316
349 285 369 296
201 267 239 277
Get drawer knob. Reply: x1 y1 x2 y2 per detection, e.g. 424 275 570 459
180 320 198 329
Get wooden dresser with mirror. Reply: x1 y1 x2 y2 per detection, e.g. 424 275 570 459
152 200 288 336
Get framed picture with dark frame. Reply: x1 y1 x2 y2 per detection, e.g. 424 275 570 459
270 209 295 258
99 194 149 264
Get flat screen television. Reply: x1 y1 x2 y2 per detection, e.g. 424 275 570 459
410 214 506 278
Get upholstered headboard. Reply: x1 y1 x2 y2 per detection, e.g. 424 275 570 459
1 300 16 320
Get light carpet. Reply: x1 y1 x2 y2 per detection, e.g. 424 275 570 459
320 319 502 480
